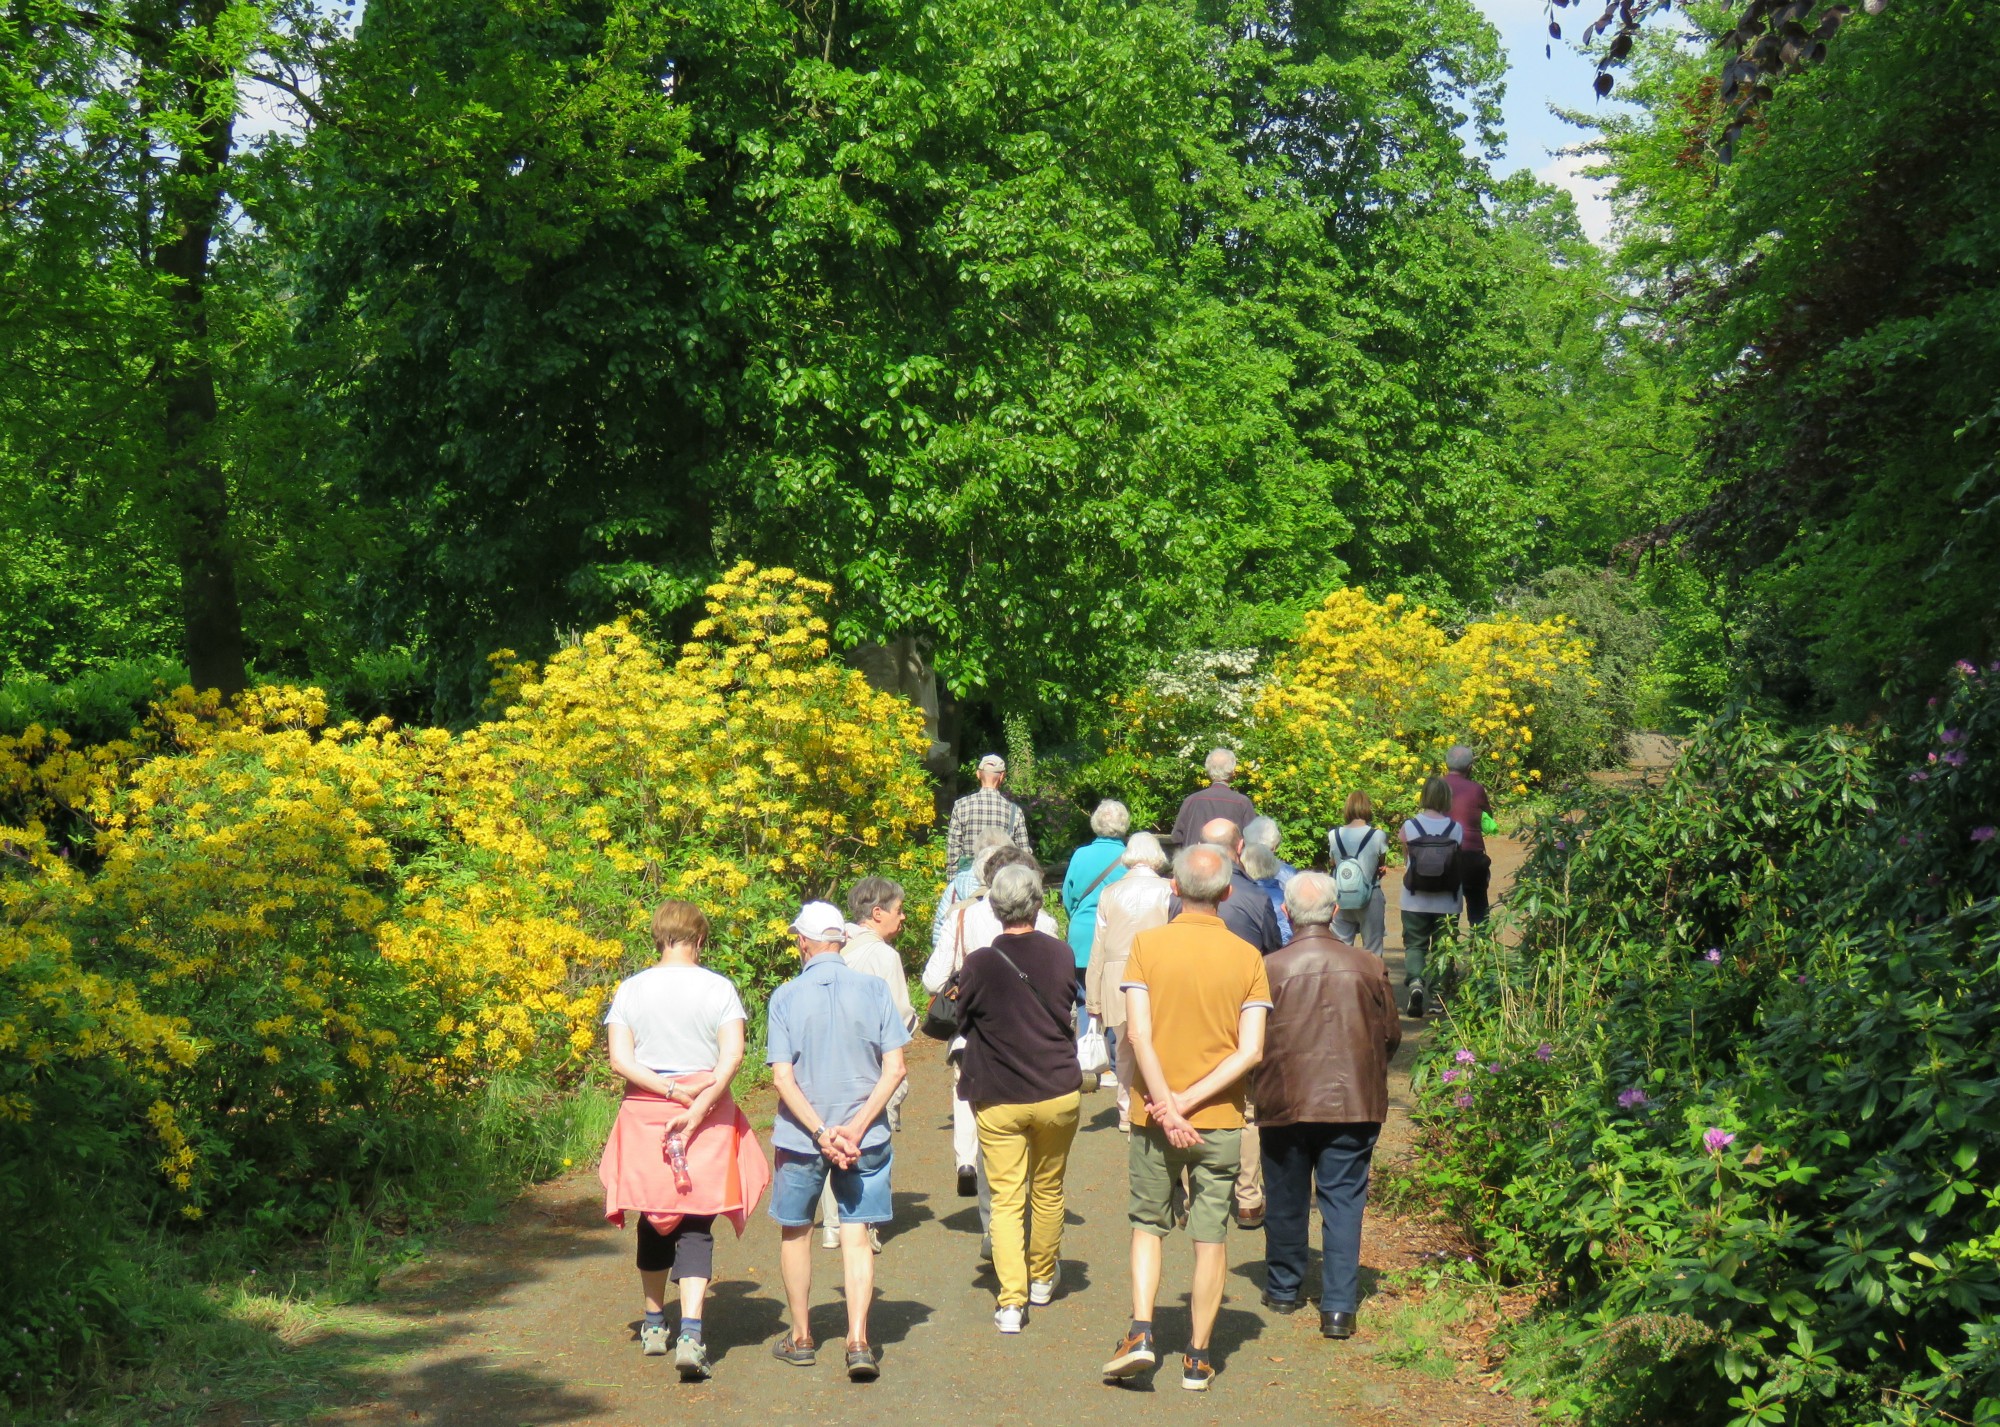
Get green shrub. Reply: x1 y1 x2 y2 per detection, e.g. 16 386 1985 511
1411 664 2000 1426
0 658 187 747
1498 566 1662 777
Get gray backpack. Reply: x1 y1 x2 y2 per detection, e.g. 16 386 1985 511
1330 826 1380 911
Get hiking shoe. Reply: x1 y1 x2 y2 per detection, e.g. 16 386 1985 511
640 1321 670 1356
771 1333 816 1366
957 1165 978 1198
1101 1330 1157 1382
1181 1354 1215 1391
995 1305 1026 1334
675 1335 712 1382
1406 981 1426 1019
846 1341 880 1382
1028 1262 1061 1306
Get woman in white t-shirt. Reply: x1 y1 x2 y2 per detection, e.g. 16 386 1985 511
598 900 769 1382
1398 776 1465 1020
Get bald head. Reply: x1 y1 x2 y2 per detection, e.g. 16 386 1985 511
1172 844 1234 907
1200 817 1244 862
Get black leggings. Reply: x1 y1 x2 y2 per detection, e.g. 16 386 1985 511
636 1215 716 1281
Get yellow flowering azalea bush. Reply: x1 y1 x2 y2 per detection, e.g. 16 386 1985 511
1 563 937 1235
1242 588 1593 855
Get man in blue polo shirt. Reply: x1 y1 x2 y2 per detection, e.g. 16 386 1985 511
765 901 910 1382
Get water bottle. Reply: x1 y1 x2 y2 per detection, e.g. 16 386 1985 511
665 1130 693 1194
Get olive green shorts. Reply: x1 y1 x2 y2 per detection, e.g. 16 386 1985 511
1127 1124 1242 1243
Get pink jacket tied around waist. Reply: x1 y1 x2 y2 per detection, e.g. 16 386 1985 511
599 1075 771 1237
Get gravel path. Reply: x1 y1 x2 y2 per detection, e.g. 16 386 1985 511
312 838 1530 1427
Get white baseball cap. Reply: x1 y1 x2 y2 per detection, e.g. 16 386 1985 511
790 901 848 942
977 753 1007 774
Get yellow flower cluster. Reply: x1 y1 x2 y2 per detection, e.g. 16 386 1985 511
1243 588 1593 847
0 564 937 1211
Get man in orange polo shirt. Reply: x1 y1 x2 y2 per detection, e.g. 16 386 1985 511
1100 844 1271 1393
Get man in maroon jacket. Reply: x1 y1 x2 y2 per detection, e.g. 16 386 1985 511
1444 743 1494 925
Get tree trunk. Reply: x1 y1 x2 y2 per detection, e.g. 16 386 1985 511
154 0 247 697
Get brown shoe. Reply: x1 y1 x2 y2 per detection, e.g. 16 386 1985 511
771 1332 816 1366
1235 1207 1265 1231
1101 1330 1157 1382
845 1340 880 1382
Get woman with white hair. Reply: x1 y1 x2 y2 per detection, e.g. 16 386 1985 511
956 862 1085 1333
1062 801 1130 1054
1085 831 1173 1130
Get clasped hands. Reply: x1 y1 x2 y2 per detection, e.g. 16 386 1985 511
659 1073 716 1142
817 1119 871 1169
1143 1091 1203 1149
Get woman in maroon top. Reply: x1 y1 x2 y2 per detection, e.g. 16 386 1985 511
956 862 1085 1334
1444 744 1494 924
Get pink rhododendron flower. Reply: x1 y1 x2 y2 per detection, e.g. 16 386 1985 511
1703 1128 1736 1155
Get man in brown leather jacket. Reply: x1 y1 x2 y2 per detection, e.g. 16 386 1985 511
1252 871 1401 1339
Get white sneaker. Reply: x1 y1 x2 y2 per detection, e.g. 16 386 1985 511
821 1224 839 1250
1098 1071 1119 1090
1029 1261 1062 1306
869 1227 883 1255
995 1305 1026 1334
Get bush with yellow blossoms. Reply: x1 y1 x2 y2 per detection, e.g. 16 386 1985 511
0 564 936 1249
1241 588 1593 860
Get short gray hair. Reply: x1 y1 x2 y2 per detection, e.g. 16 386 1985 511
1243 815 1281 848
1090 799 1131 839
1204 747 1238 782
1240 841 1278 880
1446 743 1478 773
1121 831 1170 872
847 876 905 922
989 863 1045 927
1284 871 1338 928
1173 844 1233 904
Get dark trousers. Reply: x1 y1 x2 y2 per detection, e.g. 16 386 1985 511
1260 1121 1379 1313
636 1214 715 1281
1460 850 1493 925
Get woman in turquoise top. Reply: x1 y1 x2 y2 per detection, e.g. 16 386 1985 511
1061 800 1131 977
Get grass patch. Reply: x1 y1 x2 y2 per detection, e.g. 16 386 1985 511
3 1073 619 1427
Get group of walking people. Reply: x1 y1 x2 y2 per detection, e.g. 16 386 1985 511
594 744 1496 1391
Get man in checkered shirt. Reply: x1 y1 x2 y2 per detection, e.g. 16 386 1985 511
946 753 1034 873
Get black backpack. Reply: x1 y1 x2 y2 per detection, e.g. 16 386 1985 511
1403 816 1462 895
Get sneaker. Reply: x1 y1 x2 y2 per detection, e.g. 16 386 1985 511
979 1233 993 1262
771 1333 816 1366
1028 1262 1061 1306
1406 980 1426 1019
1098 1071 1119 1090
995 1305 1026 1334
957 1165 978 1198
821 1223 840 1250
640 1321 670 1356
1181 1354 1215 1391
845 1341 880 1382
1116 1113 1130 1135
1101 1330 1157 1382
869 1227 883 1255
675 1334 712 1382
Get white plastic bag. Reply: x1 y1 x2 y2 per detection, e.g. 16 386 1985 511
1077 1015 1111 1077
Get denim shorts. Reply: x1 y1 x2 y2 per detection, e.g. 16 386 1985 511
769 1142 894 1226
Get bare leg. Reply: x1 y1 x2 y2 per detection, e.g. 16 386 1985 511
1189 1241 1228 1350
1129 1228 1162 1322
678 1275 708 1320
641 1270 669 1316
839 1221 876 1345
778 1225 814 1339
